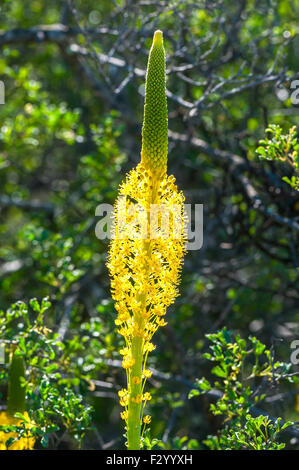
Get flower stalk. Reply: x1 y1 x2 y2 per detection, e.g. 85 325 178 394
107 30 186 450
127 335 143 449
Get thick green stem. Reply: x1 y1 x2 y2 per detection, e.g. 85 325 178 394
7 351 26 416
127 336 143 450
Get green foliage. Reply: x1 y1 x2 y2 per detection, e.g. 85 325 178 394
257 124 299 190
143 432 199 451
205 415 291 451
0 298 92 448
189 329 294 450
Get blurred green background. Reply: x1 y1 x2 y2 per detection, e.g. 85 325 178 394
0 0 299 450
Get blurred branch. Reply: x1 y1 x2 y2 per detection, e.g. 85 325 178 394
0 195 55 213
169 130 299 233
0 24 118 45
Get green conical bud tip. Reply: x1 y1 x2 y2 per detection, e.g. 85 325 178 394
7 351 26 416
141 30 168 176
153 30 163 46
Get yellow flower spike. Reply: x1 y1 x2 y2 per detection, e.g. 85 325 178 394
107 30 187 450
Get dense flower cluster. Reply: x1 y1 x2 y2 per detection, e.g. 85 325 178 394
107 162 186 432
